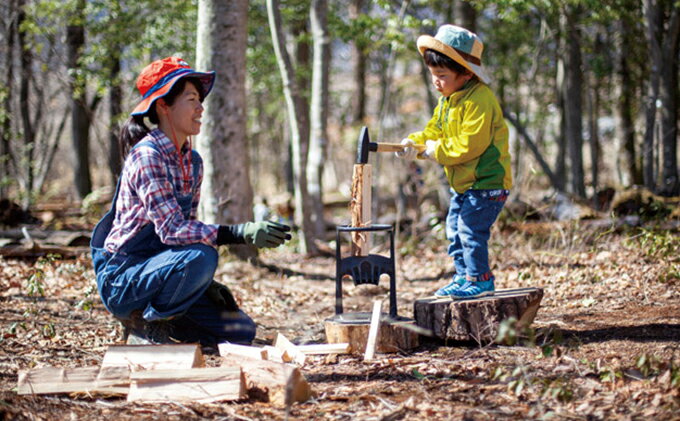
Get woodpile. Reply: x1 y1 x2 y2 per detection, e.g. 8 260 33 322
17 335 353 406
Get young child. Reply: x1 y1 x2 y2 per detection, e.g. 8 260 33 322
396 25 512 299
91 57 291 346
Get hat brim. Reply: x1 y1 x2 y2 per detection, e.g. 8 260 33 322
417 35 491 84
131 70 216 116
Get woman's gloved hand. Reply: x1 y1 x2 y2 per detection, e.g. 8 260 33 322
243 221 292 248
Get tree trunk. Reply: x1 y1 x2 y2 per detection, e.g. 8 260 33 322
17 0 35 208
308 0 330 240
561 7 585 198
196 0 255 258
615 18 640 187
108 53 122 183
349 0 366 124
1 0 17 198
67 0 92 200
554 48 567 191
266 0 317 255
642 0 662 191
454 0 477 33
658 5 680 196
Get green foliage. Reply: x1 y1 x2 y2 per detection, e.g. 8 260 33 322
626 228 680 261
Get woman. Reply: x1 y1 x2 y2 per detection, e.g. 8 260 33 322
90 57 290 346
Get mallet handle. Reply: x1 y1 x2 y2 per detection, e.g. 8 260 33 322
374 142 427 153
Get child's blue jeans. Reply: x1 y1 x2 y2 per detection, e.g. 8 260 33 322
445 189 508 281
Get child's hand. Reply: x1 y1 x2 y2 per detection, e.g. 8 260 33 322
395 138 418 160
422 140 439 162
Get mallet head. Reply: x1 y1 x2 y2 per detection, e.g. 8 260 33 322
356 126 377 164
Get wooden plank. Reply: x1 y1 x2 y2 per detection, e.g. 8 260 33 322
350 163 372 256
363 301 383 361
414 287 544 343
296 343 350 355
218 343 267 360
221 355 314 407
127 367 245 403
274 333 306 366
17 365 130 396
102 344 204 371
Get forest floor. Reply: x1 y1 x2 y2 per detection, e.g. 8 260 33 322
0 215 679 420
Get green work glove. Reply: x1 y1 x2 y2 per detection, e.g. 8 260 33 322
205 281 239 312
242 221 292 248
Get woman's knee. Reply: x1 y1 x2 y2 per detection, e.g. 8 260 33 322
183 244 218 282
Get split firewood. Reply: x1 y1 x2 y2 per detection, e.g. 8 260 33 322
218 343 267 360
274 333 306 366
296 343 350 355
363 300 383 361
17 365 130 396
101 344 204 371
127 367 245 403
221 355 314 407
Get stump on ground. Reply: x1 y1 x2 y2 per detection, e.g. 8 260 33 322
325 314 419 354
414 287 544 343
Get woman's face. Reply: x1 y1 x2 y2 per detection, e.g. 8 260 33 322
162 82 204 142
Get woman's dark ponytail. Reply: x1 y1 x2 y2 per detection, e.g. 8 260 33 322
119 115 150 160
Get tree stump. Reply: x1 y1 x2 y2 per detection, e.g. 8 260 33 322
324 314 419 354
414 287 544 343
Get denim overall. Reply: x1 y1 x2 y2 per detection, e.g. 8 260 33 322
90 140 256 345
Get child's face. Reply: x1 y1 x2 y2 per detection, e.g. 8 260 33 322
428 65 471 97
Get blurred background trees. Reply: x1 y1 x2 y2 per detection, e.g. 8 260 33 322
0 0 678 253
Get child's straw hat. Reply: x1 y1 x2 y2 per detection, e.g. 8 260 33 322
417 24 491 84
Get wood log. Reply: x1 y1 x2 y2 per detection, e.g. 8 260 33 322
414 287 544 343
101 344 204 370
127 367 245 403
221 355 314 407
17 365 130 396
350 163 372 256
325 315 419 354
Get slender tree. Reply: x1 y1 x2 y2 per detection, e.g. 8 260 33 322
308 0 330 240
196 0 256 258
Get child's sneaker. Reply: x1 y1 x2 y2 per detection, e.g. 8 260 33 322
434 274 467 297
449 279 495 300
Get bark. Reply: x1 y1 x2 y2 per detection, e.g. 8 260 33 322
67 0 92 200
196 0 255 258
414 288 544 344
17 0 34 208
642 0 662 191
561 7 585 198
266 0 317 255
454 0 477 33
615 18 640 187
308 0 330 239
108 53 122 183
1 0 17 197
554 47 567 191
658 5 679 196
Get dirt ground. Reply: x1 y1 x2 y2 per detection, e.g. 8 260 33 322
1 219 678 420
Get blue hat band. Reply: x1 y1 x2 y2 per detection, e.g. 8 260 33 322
142 68 195 99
